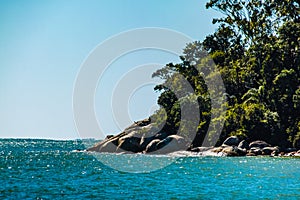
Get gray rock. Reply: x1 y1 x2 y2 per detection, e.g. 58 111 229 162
87 132 126 153
154 132 169 140
211 146 224 153
285 152 297 156
88 121 160 153
124 119 152 133
223 136 240 146
190 147 214 152
117 131 143 152
97 137 119 153
139 125 160 150
249 140 271 149
262 146 280 155
294 153 300 157
222 146 238 156
221 146 246 156
284 148 297 153
98 138 118 153
139 134 155 151
144 139 161 153
156 135 189 154
249 147 262 155
271 151 279 157
238 140 250 150
246 152 256 156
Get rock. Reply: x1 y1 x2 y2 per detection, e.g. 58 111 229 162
117 131 142 153
87 132 126 153
237 147 247 156
223 136 240 146
90 137 119 153
100 138 119 152
105 135 114 140
294 152 300 157
249 147 262 155
88 120 163 153
124 119 152 133
154 132 170 140
139 134 155 151
285 152 296 156
271 151 279 157
262 146 280 155
221 146 246 156
238 140 250 150
249 141 271 149
278 152 285 156
134 118 151 126
144 139 161 153
246 153 256 156
284 148 297 153
211 147 224 153
190 147 214 152
139 125 160 150
155 135 189 154
221 146 238 156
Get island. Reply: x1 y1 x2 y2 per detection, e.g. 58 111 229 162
89 0 300 157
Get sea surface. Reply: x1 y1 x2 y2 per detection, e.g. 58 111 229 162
1 139 300 199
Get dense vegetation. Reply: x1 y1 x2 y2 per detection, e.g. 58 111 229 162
151 0 300 148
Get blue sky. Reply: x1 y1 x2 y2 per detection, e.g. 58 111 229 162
0 0 221 139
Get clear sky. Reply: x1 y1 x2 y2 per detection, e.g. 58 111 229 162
0 0 221 140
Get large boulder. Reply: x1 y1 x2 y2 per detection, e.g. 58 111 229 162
100 138 120 152
117 131 143 153
262 146 280 155
124 118 152 133
221 146 246 156
155 135 189 154
139 133 155 151
249 140 271 149
238 140 250 150
117 123 162 153
139 125 161 150
211 146 224 153
284 148 297 153
190 146 214 152
223 136 240 146
248 147 262 155
87 119 156 153
294 150 300 157
144 139 161 153
87 132 126 153
87 119 193 154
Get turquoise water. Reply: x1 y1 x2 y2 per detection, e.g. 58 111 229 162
1 139 300 199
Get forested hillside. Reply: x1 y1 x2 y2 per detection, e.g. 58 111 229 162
151 0 300 148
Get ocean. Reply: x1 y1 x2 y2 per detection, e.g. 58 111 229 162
1 139 300 199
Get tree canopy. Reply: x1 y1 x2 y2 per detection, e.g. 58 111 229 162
151 0 300 148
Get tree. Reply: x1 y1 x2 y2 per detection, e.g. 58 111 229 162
152 0 300 148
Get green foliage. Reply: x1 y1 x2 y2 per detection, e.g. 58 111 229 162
152 0 300 148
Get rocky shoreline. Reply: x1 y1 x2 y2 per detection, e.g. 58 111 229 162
87 119 300 157
190 138 300 157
